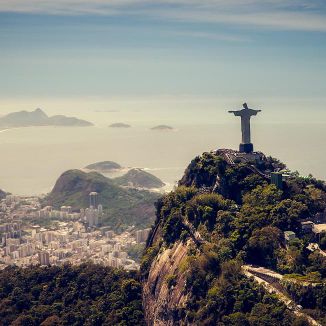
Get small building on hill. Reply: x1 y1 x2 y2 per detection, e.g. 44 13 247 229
284 231 296 243
271 172 283 189
301 221 314 233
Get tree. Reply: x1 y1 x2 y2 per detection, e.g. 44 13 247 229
319 233 326 250
270 199 308 231
246 227 282 267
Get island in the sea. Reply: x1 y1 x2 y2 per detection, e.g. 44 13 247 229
151 124 174 131
85 161 122 172
109 123 131 128
0 108 93 128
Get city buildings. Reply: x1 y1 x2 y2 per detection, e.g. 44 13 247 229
136 228 151 243
0 194 149 271
38 251 50 265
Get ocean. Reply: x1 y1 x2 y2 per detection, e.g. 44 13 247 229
0 97 325 195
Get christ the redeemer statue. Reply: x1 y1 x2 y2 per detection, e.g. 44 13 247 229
228 103 261 153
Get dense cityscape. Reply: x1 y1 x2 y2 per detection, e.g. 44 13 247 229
0 193 151 270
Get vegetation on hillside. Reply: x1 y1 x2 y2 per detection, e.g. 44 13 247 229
143 152 326 325
44 170 160 232
113 168 165 189
0 263 145 326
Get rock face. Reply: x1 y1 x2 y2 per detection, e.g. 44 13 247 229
143 241 190 326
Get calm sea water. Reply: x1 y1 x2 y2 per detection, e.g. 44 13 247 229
0 121 325 195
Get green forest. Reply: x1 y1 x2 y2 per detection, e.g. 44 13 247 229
0 264 145 326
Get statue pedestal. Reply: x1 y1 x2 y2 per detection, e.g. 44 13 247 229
239 143 253 153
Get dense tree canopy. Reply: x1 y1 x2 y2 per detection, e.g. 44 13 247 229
0 264 145 326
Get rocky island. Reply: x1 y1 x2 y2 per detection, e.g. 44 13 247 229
151 125 174 131
109 122 131 128
85 161 122 172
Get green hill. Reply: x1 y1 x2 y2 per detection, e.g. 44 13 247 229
44 169 160 231
142 151 326 325
113 168 165 189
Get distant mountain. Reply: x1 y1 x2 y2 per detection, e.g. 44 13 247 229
151 125 173 131
44 169 160 231
85 161 122 172
109 123 131 128
0 108 93 128
113 168 165 189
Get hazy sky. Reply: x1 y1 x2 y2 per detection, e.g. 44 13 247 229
1 0 326 103
0 1 326 194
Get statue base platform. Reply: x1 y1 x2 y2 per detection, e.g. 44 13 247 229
239 143 253 153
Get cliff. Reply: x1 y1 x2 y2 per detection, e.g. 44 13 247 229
142 240 190 325
142 151 326 325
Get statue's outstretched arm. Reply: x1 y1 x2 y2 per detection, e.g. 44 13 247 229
252 109 262 115
228 110 242 116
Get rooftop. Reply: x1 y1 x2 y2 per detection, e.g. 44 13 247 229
313 224 326 234
284 231 295 235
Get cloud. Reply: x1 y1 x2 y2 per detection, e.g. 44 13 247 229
154 9 326 32
1 0 326 32
171 31 250 43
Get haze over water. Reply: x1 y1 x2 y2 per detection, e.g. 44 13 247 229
0 96 325 195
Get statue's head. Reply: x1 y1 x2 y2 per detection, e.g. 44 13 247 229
243 103 248 109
